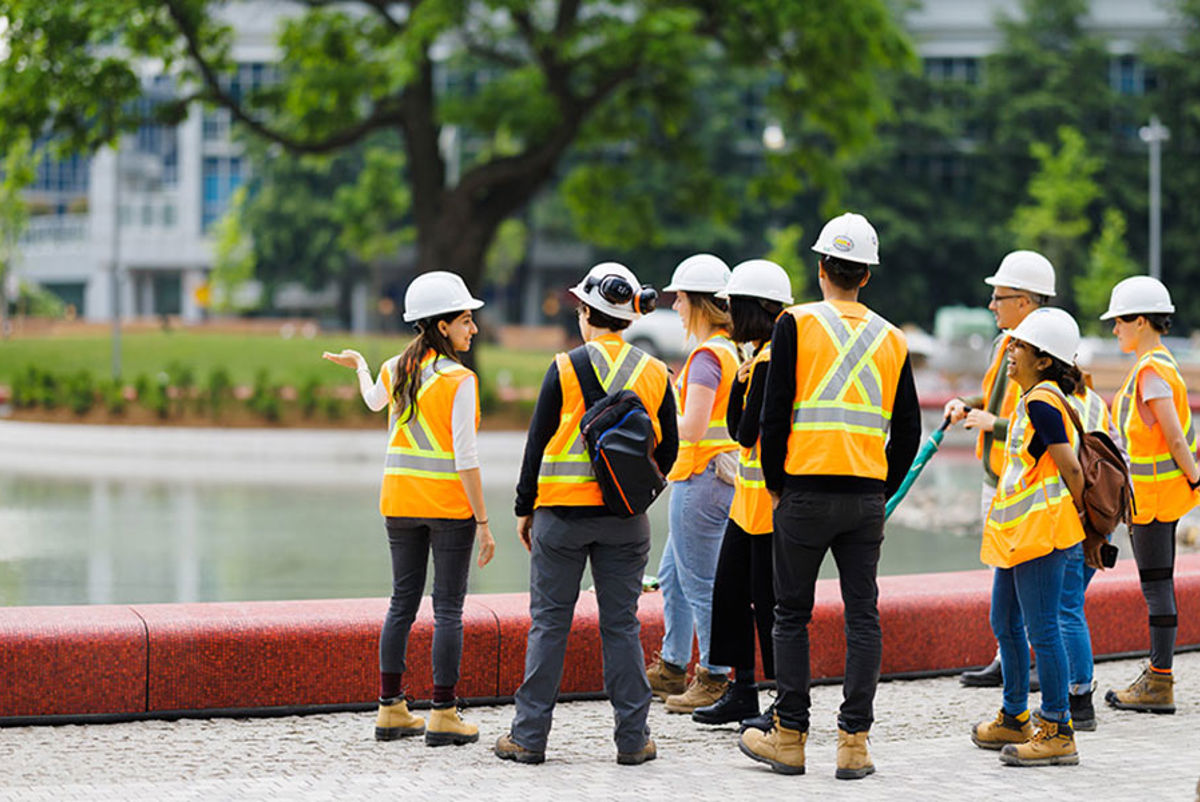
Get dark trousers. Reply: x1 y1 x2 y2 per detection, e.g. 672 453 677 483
379 516 475 686
772 488 884 734
1131 519 1179 670
709 519 776 679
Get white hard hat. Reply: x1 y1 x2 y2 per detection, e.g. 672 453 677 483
1008 307 1080 365
663 253 731 293
402 271 484 323
717 259 794 305
984 250 1056 297
570 262 651 321
811 212 880 265
1100 275 1175 320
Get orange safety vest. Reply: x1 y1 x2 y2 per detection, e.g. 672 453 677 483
379 350 479 519
783 301 908 480
536 333 669 508
667 331 739 481
1068 384 1111 435
981 382 1085 568
730 344 773 535
1112 346 1199 524
976 334 1021 482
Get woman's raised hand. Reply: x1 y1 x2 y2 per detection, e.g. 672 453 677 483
321 349 366 370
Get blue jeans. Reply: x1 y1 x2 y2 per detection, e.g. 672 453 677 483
658 462 734 672
1060 542 1098 694
991 548 1070 721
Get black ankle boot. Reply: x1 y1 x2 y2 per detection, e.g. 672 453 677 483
692 682 759 725
1069 691 1096 731
960 658 1003 687
739 698 776 732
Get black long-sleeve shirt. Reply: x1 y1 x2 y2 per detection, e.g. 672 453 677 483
759 309 922 500
514 356 678 517
726 344 768 449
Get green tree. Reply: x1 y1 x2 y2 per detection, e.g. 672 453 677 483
0 0 912 296
1076 207 1138 333
0 139 35 338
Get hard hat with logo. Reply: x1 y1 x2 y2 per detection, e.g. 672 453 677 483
570 262 657 321
1008 307 1080 365
810 212 880 266
717 259 794 305
663 253 731 294
984 250 1056 297
402 271 484 323
1100 275 1175 320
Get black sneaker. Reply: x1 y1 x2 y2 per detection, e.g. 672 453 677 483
693 682 759 725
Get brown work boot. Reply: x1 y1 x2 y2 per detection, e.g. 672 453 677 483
617 738 657 766
999 717 1078 766
425 704 479 746
646 652 687 701
971 709 1033 750
836 728 875 780
494 733 546 765
664 666 728 713
739 714 807 775
1105 665 1175 714
374 696 425 741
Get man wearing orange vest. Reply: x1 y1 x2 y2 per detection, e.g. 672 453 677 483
739 213 920 779
496 262 678 766
944 251 1055 688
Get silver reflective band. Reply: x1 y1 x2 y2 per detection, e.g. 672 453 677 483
737 464 764 482
792 406 888 431
988 482 1067 525
1129 456 1181 477
385 453 457 473
539 460 594 477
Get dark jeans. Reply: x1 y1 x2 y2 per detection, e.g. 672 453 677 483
772 488 884 734
709 519 776 679
1131 519 1179 670
379 516 475 687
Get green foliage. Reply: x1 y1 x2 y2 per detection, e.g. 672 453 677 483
1077 208 1139 333
65 369 95 416
210 186 257 313
247 369 281 422
99 378 127 415
206 367 233 418
298 376 321 419
484 218 529 286
764 224 810 304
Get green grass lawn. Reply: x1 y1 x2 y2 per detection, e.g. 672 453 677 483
0 330 556 390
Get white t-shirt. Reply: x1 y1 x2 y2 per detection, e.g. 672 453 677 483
1135 369 1173 428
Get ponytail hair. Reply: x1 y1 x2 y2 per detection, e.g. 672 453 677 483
392 311 464 423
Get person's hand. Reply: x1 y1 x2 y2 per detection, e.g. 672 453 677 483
944 398 968 424
737 361 754 383
476 523 495 567
321 349 366 370
963 408 997 432
769 490 781 511
516 515 533 552
1082 531 1106 571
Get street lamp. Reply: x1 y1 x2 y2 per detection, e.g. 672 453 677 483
1138 115 1170 280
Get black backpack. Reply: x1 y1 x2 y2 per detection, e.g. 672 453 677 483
569 346 667 518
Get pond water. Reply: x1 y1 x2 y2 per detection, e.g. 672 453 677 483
0 444 1144 607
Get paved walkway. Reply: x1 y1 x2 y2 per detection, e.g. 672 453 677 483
2 651 1197 800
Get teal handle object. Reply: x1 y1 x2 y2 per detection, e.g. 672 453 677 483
884 415 952 520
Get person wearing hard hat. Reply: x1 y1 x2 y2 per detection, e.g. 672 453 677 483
970 307 1089 767
740 213 921 779
497 262 677 766
947 250 1055 690
645 254 741 714
692 259 793 731
1100 276 1198 715
322 270 494 746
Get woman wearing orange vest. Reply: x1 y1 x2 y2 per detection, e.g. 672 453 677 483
694 259 794 730
323 271 494 747
970 308 1087 767
498 262 677 766
645 254 741 715
1100 276 1198 714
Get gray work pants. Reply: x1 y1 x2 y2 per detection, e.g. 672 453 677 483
509 508 652 754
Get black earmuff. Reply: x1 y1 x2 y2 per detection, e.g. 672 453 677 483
633 286 657 315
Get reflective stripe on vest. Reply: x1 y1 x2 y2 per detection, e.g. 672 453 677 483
385 355 465 481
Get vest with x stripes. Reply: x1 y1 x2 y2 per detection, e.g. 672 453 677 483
379 350 479 519
667 330 740 482
1113 345 1199 524
784 300 908 481
537 333 668 508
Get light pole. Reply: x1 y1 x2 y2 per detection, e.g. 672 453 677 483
110 140 123 380
1138 116 1170 280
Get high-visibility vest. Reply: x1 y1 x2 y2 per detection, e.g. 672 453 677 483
981 382 1085 568
667 331 739 481
536 333 669 508
1068 385 1110 435
730 344 773 535
976 335 1021 481
783 301 908 480
1112 346 1199 524
379 350 479 519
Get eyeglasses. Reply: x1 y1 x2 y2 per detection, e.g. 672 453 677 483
989 293 1024 304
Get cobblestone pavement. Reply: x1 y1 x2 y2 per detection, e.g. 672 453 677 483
2 652 1198 801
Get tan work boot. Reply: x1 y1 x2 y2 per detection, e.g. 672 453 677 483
836 728 875 780
738 714 806 775
971 709 1033 750
1105 665 1175 714
664 666 728 713
617 738 657 766
646 652 687 701
374 697 425 741
425 704 479 746
999 717 1078 766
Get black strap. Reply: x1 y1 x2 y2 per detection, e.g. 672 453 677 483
569 346 607 410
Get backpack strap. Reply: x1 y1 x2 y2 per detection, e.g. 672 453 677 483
569 345 607 410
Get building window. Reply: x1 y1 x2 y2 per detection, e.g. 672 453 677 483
202 156 243 231
1110 55 1154 96
924 57 979 84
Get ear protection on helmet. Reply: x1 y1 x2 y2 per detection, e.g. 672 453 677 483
633 285 657 315
584 273 658 316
